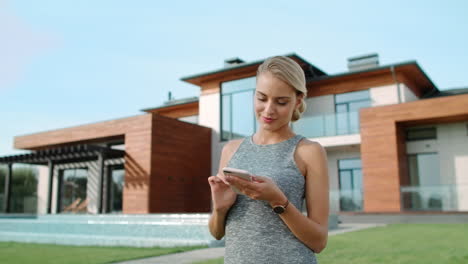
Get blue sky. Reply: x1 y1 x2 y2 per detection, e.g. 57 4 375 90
1 0 467 156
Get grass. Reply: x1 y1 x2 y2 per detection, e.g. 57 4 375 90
0 242 206 264
195 224 468 264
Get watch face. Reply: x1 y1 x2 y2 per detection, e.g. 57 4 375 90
273 206 285 214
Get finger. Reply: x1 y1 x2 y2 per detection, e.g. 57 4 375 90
227 175 256 191
216 174 230 185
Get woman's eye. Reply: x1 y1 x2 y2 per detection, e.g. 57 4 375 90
257 97 266 101
277 101 288 106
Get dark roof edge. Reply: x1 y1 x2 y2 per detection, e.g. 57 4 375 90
309 60 438 90
140 96 199 112
180 53 327 82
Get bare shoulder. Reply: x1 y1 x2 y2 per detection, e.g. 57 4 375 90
296 138 326 158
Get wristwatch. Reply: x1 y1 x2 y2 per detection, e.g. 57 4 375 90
272 199 289 214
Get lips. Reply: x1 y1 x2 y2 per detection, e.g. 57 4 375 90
262 117 275 123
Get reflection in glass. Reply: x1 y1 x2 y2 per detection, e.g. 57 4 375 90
0 165 5 212
338 158 363 211
292 111 360 138
109 165 124 213
221 77 256 140
9 165 38 213
60 168 87 213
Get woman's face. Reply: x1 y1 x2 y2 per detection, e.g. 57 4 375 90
254 72 301 131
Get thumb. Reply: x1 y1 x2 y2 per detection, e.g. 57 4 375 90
251 175 268 182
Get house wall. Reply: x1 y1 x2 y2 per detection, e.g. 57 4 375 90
149 115 211 212
360 93 468 212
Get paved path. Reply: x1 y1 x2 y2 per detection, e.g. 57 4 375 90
113 223 385 264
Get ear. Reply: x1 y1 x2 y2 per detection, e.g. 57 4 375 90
296 93 305 109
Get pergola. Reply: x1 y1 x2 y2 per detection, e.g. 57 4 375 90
0 144 125 214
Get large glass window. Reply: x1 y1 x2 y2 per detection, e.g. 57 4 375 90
59 168 87 213
9 165 38 213
108 165 124 213
408 153 440 186
338 158 363 211
403 153 443 210
335 90 371 135
221 76 256 140
0 164 5 212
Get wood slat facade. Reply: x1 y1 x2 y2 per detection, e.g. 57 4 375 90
360 93 468 212
13 113 211 214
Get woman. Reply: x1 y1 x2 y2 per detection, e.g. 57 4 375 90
208 56 329 264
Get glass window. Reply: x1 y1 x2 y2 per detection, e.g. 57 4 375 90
221 76 256 140
338 158 363 211
335 90 371 105
335 90 370 136
10 165 38 213
59 168 87 213
108 165 124 213
0 165 5 212
407 153 440 186
406 127 437 141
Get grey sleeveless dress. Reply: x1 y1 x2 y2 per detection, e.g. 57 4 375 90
225 134 318 264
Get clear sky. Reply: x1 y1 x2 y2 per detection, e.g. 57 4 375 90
1 0 467 156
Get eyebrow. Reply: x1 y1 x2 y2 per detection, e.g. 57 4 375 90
256 91 291 100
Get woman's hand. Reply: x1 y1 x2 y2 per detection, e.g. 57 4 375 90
225 174 287 206
208 174 237 212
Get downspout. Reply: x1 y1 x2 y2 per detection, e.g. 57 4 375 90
390 66 402 103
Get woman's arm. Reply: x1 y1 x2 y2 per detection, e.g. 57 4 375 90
208 139 242 240
225 141 329 253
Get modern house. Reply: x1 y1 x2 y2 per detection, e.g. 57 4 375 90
1 53 467 215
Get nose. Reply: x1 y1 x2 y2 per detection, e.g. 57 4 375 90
264 100 275 115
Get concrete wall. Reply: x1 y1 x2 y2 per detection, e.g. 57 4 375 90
178 115 198 124
370 83 418 107
199 92 222 176
406 121 468 210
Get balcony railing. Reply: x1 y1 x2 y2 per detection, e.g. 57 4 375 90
400 185 468 211
292 111 359 138
330 189 363 212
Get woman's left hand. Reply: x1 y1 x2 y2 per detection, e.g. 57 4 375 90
225 174 287 206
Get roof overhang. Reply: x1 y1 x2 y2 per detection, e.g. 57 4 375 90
181 53 327 86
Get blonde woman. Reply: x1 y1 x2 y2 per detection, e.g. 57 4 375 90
208 56 329 263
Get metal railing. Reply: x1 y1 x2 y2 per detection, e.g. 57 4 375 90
292 111 360 138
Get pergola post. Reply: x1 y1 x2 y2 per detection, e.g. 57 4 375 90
3 163 13 213
97 152 106 214
47 160 54 214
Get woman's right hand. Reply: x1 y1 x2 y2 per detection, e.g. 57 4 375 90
208 174 237 212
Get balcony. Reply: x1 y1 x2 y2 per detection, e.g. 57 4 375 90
292 111 360 138
330 189 363 213
401 185 468 212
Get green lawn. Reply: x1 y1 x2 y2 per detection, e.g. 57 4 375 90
0 242 205 264
195 224 468 264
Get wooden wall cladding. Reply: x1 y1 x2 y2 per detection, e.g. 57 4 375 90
360 94 468 212
149 115 211 213
14 115 154 214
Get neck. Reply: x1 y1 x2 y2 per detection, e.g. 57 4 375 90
253 125 295 145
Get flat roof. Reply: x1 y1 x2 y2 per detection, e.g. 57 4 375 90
181 53 327 86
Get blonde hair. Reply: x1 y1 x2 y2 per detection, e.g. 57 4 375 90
257 56 307 122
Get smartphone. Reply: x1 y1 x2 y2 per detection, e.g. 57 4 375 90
222 167 252 194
